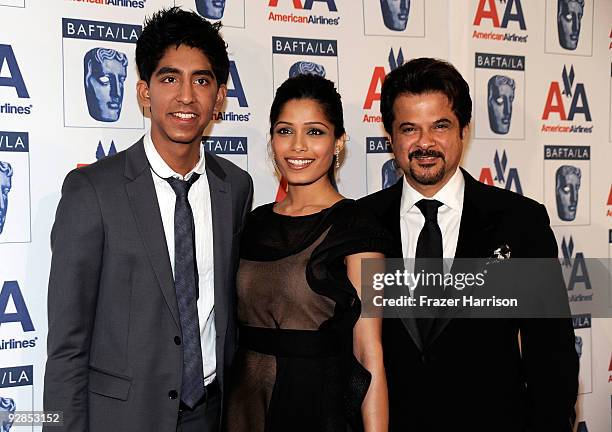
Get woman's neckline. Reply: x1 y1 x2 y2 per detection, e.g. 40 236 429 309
270 198 351 218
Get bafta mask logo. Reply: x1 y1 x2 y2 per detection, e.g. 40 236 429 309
196 0 226 19
84 47 128 123
555 165 581 221
380 0 410 31
0 162 13 235
382 158 402 189
288 61 326 78
557 0 584 50
0 397 15 432
574 335 583 358
487 75 515 135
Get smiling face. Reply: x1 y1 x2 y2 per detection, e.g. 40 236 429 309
271 98 342 188
557 0 583 50
137 44 226 153
380 0 410 31
390 91 467 196
195 0 226 19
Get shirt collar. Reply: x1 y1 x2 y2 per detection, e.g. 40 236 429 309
143 130 206 181
400 168 465 215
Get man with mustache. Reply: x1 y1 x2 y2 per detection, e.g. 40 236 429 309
359 58 578 431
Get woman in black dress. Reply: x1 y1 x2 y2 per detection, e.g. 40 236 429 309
224 74 391 432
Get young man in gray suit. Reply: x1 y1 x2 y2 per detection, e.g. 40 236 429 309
43 8 253 431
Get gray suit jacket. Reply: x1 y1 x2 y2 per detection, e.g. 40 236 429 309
43 139 253 431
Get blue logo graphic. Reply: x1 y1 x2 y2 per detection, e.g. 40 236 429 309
557 0 584 50
289 61 326 78
96 140 117 160
382 159 402 189
0 162 12 235
380 0 410 31
575 335 583 358
487 75 515 134
0 396 15 432
473 0 527 30
84 48 128 122
0 281 34 332
196 0 225 19
226 60 248 108
555 165 580 221
576 421 588 432
560 236 591 292
0 45 29 99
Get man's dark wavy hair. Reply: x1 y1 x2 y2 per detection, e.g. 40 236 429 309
381 57 472 137
136 7 229 86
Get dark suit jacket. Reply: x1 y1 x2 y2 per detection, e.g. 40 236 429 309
358 168 578 432
43 139 253 431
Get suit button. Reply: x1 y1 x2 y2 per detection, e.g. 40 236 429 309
168 390 178 400
174 336 181 345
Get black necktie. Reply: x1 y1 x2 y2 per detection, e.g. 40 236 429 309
166 173 205 408
414 199 443 341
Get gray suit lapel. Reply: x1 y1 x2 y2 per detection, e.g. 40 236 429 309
205 153 232 357
124 139 180 330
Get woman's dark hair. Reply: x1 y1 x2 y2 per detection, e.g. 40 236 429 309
381 57 472 137
136 7 230 86
270 74 345 188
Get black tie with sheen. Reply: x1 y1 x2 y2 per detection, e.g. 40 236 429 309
414 199 444 342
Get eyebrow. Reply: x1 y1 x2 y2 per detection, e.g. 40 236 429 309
398 118 452 128
155 67 216 79
274 120 330 128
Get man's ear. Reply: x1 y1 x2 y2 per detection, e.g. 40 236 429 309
214 84 227 113
137 80 151 108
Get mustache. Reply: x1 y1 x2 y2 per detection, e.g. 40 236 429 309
408 149 445 161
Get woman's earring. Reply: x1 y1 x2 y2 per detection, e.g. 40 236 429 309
334 147 340 169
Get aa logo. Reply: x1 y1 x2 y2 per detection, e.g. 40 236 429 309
478 150 523 194
96 140 117 160
268 0 337 11
364 48 405 109
473 0 526 30
542 65 591 121
0 45 29 98
560 236 591 291
0 281 34 332
227 60 247 108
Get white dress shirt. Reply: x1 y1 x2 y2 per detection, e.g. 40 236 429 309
144 132 216 386
399 168 465 266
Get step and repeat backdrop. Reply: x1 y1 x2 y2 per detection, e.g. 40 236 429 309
0 0 611 430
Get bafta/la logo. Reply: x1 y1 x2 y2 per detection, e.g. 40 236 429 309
268 0 337 11
542 65 592 133
560 236 591 293
0 281 34 332
478 150 523 194
473 0 527 31
363 48 405 118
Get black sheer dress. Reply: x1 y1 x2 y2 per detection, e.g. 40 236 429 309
223 199 392 432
